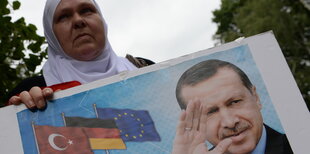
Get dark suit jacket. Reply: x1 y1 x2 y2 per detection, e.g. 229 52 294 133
265 125 293 154
209 124 293 154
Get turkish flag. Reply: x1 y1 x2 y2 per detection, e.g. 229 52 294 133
34 125 93 154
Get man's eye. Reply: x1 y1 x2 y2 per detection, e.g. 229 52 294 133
207 108 218 115
228 100 241 106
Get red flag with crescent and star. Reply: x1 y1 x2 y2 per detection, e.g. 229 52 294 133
34 125 93 154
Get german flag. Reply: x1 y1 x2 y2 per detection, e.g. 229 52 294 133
64 117 126 150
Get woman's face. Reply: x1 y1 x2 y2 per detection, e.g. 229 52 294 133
53 0 105 61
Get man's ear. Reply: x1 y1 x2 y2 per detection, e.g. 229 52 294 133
251 86 261 109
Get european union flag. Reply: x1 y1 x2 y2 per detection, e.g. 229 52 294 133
96 108 161 142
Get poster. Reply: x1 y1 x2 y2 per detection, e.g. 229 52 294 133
0 32 309 154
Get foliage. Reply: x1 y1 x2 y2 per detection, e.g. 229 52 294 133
0 0 47 107
213 0 310 110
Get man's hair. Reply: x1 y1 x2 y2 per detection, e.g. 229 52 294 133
175 59 253 109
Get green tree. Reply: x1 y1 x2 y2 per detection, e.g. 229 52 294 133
0 0 46 107
213 0 310 110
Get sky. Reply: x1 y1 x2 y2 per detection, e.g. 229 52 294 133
10 0 221 63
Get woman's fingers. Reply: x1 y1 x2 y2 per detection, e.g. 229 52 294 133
42 88 53 99
9 87 54 109
8 96 22 105
19 87 54 109
19 91 36 108
29 86 47 109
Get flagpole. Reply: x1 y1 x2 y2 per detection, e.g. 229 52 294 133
31 121 40 154
93 104 99 118
93 104 109 154
61 113 66 126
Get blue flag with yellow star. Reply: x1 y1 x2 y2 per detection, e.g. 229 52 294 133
96 108 161 142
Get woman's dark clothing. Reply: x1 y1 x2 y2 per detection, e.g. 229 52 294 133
7 56 154 100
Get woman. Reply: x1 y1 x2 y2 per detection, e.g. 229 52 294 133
8 0 153 109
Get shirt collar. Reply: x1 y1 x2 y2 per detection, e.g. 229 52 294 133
252 125 267 154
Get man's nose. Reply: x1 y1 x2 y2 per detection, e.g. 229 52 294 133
73 14 86 29
220 109 239 129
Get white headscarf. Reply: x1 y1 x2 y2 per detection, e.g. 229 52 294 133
42 0 137 86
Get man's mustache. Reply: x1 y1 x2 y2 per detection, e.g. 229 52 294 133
219 121 251 139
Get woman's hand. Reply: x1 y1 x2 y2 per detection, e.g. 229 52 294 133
8 87 53 109
172 100 232 154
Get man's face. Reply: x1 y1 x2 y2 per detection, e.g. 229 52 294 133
53 0 105 61
180 67 263 154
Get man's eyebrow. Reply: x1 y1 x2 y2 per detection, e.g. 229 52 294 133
225 92 245 103
228 89 245 97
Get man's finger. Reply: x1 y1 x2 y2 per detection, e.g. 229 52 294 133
211 138 232 153
192 143 209 154
185 100 195 130
176 110 187 135
199 104 209 133
192 100 201 131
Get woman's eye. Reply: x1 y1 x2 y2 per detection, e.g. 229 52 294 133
58 14 69 22
81 8 94 14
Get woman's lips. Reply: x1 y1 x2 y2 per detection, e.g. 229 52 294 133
74 34 92 43
76 34 87 39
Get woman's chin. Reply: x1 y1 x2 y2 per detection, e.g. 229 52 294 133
72 48 102 61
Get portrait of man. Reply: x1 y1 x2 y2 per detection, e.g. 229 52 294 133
172 59 293 154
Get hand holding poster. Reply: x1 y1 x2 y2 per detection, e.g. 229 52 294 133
0 32 309 154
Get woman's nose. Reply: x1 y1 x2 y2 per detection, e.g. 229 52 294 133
73 14 86 29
